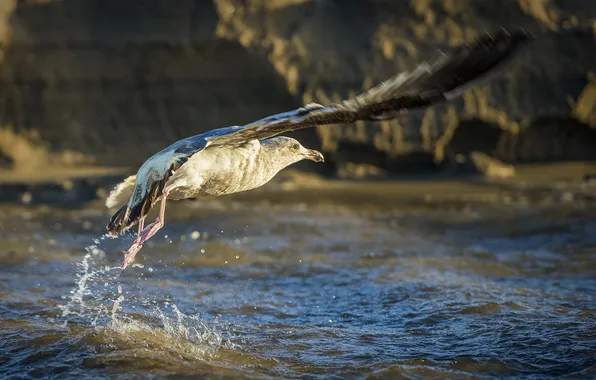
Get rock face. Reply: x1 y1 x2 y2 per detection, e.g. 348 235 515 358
0 0 595 176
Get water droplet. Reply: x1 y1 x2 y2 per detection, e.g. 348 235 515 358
148 267 153 272
235 255 239 259
200 249 205 254
21 192 32 204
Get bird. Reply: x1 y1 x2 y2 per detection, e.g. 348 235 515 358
105 30 531 270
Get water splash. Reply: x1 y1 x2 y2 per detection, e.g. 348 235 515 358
106 283 237 357
57 242 237 357
155 304 237 350
58 245 121 326
111 284 125 322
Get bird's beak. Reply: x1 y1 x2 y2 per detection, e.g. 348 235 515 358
305 149 324 163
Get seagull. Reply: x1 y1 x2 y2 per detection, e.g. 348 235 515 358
105 30 531 270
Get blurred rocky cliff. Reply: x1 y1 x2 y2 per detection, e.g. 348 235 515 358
0 0 595 178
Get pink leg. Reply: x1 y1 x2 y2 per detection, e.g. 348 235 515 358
121 217 145 270
134 218 145 242
121 190 170 270
124 217 145 254
138 194 168 242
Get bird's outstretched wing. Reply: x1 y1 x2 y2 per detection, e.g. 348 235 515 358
205 29 531 147
106 136 209 236
106 29 531 237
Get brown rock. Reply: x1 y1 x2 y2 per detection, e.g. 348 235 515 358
469 151 516 179
573 76 596 127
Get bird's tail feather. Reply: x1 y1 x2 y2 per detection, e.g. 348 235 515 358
106 176 166 237
106 203 131 237
105 175 137 209
345 29 532 121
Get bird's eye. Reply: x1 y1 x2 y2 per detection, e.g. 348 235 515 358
292 143 300 150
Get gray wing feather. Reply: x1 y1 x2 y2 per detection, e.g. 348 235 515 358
106 136 209 236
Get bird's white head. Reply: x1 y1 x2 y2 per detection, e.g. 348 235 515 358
261 137 324 165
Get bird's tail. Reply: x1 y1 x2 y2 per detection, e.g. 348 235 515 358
106 175 165 237
106 204 131 238
105 174 159 238
105 175 137 209
104 175 137 238
344 29 532 120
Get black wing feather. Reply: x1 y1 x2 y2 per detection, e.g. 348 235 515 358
206 29 531 146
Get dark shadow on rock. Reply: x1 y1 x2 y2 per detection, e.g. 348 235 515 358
10 0 219 46
445 118 504 158
496 29 596 121
498 116 596 163
328 140 442 179
0 0 321 171
262 0 379 92
443 115 596 165
387 151 443 176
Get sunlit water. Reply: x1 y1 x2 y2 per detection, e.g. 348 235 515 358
1 189 595 379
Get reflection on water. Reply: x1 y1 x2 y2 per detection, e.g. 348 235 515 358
0 190 595 379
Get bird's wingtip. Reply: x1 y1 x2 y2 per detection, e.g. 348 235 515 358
493 27 536 44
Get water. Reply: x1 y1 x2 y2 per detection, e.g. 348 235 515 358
0 188 595 379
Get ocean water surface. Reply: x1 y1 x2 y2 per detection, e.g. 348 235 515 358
0 187 595 379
